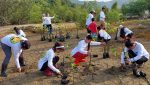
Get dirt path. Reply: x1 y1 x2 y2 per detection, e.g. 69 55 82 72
0 22 150 85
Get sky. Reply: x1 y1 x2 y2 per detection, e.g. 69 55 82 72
78 0 113 2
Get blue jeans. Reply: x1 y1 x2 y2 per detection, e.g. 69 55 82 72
1 43 12 73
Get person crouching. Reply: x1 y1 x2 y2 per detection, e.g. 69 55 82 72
120 39 149 77
38 42 64 76
71 35 105 66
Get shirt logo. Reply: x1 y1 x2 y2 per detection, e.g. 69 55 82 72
10 36 21 44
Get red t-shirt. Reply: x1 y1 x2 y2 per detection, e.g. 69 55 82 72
88 21 97 33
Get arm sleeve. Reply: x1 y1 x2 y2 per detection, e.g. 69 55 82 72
129 46 143 62
90 41 101 45
121 48 127 64
78 42 88 54
121 52 125 64
50 16 54 19
47 53 60 73
13 46 22 68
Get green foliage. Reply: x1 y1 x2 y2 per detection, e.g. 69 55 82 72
121 0 149 16
106 2 122 24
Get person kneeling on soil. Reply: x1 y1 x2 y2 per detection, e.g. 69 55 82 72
71 35 105 66
0 34 31 77
117 25 133 41
98 26 111 42
120 39 149 77
38 42 64 76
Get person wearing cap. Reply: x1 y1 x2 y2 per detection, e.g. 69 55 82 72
85 10 96 33
71 35 105 66
117 25 133 40
38 42 64 76
120 39 149 77
99 7 106 27
0 34 30 77
14 27 26 37
88 18 98 40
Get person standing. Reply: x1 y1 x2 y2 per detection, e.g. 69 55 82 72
0 34 30 77
43 13 55 40
86 10 96 33
99 7 106 27
88 18 98 40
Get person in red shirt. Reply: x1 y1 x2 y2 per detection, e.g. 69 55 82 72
88 18 98 41
88 18 97 34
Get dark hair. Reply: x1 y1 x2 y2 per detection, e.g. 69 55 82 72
102 7 105 10
14 27 19 34
125 39 134 48
91 18 95 22
90 10 96 14
126 33 133 38
86 35 92 40
21 40 31 49
53 42 64 52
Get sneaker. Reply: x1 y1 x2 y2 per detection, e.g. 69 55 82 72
133 71 140 77
140 71 146 77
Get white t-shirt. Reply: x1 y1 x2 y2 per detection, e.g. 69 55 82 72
43 16 54 25
117 27 133 38
99 29 111 40
100 11 105 21
86 13 94 26
121 42 149 64
71 40 101 56
1 34 28 68
38 48 60 73
18 29 26 37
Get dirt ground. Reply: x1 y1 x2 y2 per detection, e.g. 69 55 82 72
0 21 150 85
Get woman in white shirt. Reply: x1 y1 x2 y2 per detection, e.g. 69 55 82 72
43 13 54 34
121 40 149 77
0 34 30 77
38 42 64 76
85 10 96 33
71 35 105 66
14 27 26 37
99 7 106 27
98 27 111 42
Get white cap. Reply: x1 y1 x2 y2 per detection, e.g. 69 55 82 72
119 25 123 29
56 46 65 49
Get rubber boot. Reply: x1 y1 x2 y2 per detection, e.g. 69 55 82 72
1 64 7 77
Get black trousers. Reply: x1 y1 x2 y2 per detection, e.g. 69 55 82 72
128 50 148 65
40 56 59 71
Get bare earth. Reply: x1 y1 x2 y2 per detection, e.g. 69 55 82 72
0 21 150 85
